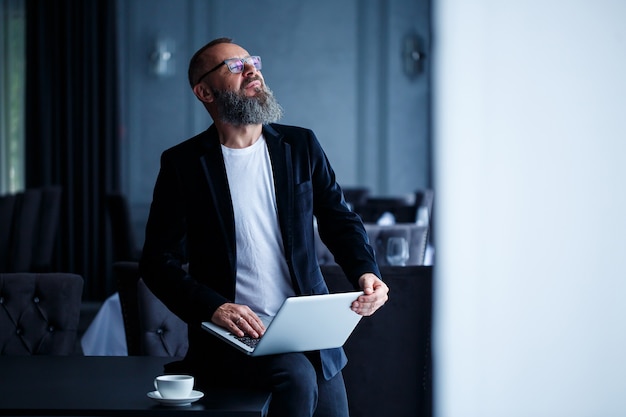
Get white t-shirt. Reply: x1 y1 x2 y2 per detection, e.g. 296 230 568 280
221 135 295 316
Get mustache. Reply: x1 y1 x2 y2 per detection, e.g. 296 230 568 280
242 76 263 89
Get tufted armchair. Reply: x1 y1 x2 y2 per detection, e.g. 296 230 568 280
0 273 83 355
114 261 188 356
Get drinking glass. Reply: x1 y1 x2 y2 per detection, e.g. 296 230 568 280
386 237 409 266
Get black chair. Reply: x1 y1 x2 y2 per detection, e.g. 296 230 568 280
0 186 62 273
0 193 18 272
323 265 432 417
0 272 84 355
341 187 370 208
414 188 435 258
11 189 44 272
415 189 434 223
114 261 188 356
32 186 62 271
107 193 142 262
353 195 418 223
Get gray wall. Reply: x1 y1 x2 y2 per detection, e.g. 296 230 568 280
116 0 431 244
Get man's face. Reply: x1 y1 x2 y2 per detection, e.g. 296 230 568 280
197 43 283 126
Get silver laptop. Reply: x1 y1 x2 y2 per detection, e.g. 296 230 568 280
201 291 364 356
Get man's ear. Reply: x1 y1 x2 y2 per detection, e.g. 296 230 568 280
193 84 213 103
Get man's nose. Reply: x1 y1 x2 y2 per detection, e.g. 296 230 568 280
242 61 258 76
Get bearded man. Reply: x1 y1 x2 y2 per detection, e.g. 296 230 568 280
140 38 389 417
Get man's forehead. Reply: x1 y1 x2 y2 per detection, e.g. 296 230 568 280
206 43 249 62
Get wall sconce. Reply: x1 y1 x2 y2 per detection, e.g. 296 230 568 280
402 32 424 79
150 38 175 77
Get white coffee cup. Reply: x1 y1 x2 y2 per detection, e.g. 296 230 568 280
153 374 194 399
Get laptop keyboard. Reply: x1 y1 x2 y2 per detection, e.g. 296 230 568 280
235 335 262 349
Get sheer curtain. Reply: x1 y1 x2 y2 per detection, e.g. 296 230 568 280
25 0 119 300
0 0 25 194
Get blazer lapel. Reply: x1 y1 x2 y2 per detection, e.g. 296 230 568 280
198 126 236 269
264 125 293 259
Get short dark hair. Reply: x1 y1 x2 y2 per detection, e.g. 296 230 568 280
188 37 233 87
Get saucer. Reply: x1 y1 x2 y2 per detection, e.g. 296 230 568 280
147 390 204 406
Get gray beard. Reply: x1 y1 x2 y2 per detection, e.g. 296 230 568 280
212 84 284 126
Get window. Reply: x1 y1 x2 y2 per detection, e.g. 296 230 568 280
0 0 25 194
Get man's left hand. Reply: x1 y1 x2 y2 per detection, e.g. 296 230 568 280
351 273 389 316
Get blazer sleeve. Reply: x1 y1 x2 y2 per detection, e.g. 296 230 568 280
306 132 381 286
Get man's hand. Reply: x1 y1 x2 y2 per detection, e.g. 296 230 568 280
212 303 266 338
351 273 389 316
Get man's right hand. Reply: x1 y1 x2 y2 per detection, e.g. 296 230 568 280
211 303 266 338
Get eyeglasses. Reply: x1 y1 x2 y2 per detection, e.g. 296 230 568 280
195 56 262 85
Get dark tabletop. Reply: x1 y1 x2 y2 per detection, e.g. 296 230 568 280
0 356 271 416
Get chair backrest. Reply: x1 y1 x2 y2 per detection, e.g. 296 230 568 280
341 187 371 208
0 186 62 273
0 193 18 272
31 186 62 271
353 195 418 223
0 272 83 355
114 261 188 356
137 279 188 357
414 188 434 241
106 193 140 262
415 189 434 221
9 189 43 272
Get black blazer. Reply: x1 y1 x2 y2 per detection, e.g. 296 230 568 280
140 123 380 379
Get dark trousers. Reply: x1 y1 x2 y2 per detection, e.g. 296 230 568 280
174 350 349 417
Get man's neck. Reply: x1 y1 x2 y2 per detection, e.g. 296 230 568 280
216 122 263 149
